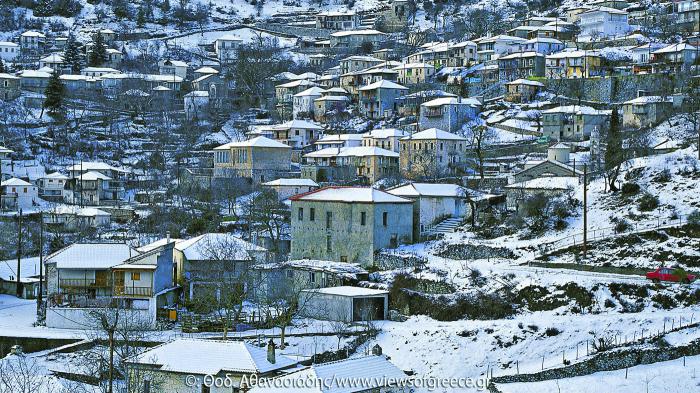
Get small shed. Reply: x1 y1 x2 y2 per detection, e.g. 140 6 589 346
299 286 389 322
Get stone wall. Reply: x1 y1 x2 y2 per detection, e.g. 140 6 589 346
544 74 684 104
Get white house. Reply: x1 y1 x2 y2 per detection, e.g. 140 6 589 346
314 134 363 150
578 7 631 41
158 59 188 80
1 178 39 210
262 178 319 201
80 67 121 77
38 172 68 200
20 31 45 52
387 182 472 233
0 41 19 61
215 35 243 63
292 86 326 119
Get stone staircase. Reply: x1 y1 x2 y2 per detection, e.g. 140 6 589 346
423 217 463 237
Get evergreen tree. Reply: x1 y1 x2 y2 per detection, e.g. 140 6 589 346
604 106 623 192
137 6 147 27
44 71 65 115
88 32 107 67
161 0 170 13
63 33 82 74
0 59 5 74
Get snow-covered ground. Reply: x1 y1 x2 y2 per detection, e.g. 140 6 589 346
498 354 700 393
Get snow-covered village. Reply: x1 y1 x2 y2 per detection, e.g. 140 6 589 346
0 0 699 391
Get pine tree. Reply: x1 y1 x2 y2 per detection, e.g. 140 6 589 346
63 33 82 74
0 59 5 74
88 32 107 67
137 6 146 27
604 106 623 192
43 71 65 115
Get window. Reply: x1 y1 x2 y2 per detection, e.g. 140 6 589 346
131 272 141 281
310 208 315 221
310 272 317 283
382 212 388 226
360 211 366 226
326 235 332 253
286 270 294 278
143 380 150 393
298 207 304 221
326 211 332 229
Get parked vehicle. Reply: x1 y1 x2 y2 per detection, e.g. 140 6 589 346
646 267 697 283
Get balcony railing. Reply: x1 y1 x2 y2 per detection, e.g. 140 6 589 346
113 285 153 298
60 278 111 288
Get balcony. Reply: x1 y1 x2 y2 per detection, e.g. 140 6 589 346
113 285 153 298
60 278 111 288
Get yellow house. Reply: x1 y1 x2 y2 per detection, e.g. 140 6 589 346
546 50 603 78
213 136 292 183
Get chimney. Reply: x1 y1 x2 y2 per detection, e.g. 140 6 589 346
371 344 383 356
166 231 171 244
10 345 23 356
267 339 276 364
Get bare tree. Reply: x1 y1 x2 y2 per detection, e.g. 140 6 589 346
465 125 495 180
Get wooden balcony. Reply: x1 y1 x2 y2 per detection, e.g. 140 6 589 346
113 285 153 298
60 278 110 288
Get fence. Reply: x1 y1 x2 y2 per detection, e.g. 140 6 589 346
486 314 698 382
535 214 689 258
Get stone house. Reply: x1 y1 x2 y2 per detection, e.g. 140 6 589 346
302 146 399 184
261 178 319 201
497 51 545 82
447 41 478 67
315 11 361 30
126 339 297 393
19 31 45 54
329 30 386 48
361 128 409 152
43 206 111 230
213 136 292 184
38 54 68 74
64 162 127 205
542 105 610 141
0 73 20 100
314 134 363 150
252 119 324 151
339 55 384 74
358 79 408 119
622 96 676 128
504 78 545 103
387 182 473 235
651 43 699 74
474 35 527 63
19 70 51 92
418 97 481 133
313 95 350 122
676 0 700 32
184 91 209 120
399 128 467 177
158 59 188 80
290 187 414 266
511 143 583 184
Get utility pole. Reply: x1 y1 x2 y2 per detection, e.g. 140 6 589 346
583 164 588 257
37 211 44 317
16 209 22 298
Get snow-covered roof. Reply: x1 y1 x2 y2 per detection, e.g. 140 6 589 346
0 41 19 47
127 339 296 375
152 85 172 91
293 86 326 97
48 205 110 217
136 238 183 253
302 286 390 297
401 128 467 141
249 356 406 393
66 161 124 172
21 31 45 37
623 95 672 105
499 51 544 59
0 145 13 154
256 259 367 279
291 187 411 203
653 43 696 54
387 183 468 198
81 67 120 73
580 6 628 15
270 119 324 130
542 105 609 115
184 90 209 98
358 80 408 91
363 128 408 139
314 95 349 102
160 59 187 67
1 177 32 187
316 134 363 143
393 62 435 70
330 29 385 37
505 176 580 190
194 66 218 74
213 136 290 150
175 233 265 261
341 55 383 62
276 79 317 89
525 37 564 44
262 178 319 187
505 78 545 87
77 171 112 181
421 97 481 107
144 74 183 83
0 73 19 80
324 87 348 95
46 243 138 269
20 70 51 78
0 256 42 282
547 49 601 59
39 54 64 63
337 146 399 158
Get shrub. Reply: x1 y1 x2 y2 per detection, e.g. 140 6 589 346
604 299 616 308
621 182 640 196
688 210 700 229
545 327 561 336
612 217 631 233
638 193 659 211
521 193 548 218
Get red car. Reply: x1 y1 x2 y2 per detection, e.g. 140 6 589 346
646 267 697 283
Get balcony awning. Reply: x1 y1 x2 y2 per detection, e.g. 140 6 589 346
112 264 157 270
